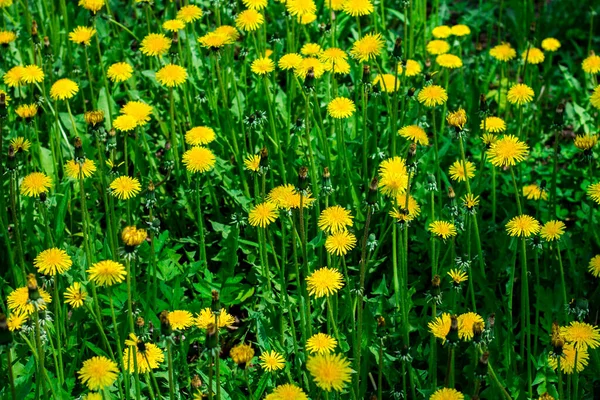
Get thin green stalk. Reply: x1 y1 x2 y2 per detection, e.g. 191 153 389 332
167 340 175 400
195 177 207 267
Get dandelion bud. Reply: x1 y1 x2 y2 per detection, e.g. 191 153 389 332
7 145 17 171
367 177 378 205
553 103 565 127
407 87 416 97
362 65 370 85
475 351 489 378
74 137 85 162
27 274 41 302
259 147 269 169
0 93 6 120
39 192 47 203
84 110 105 129
211 290 221 313
122 226 148 248
393 38 403 60
230 343 255 369
43 36 52 57
0 313 12 346
172 31 179 46
297 166 309 191
447 315 460 345
376 315 386 328
32 21 39 45
479 94 487 113
191 375 202 389
304 67 315 90
446 108 467 130
487 313 495 330
473 321 484 343
425 72 432 81
159 311 172 337
529 22 536 34
448 186 455 199
321 167 332 193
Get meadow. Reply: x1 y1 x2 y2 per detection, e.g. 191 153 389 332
1 0 600 399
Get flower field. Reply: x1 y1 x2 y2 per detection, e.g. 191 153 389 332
1 0 600 399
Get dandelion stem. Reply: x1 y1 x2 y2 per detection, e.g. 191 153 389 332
167 339 175 400
6 348 16 400
355 205 372 396
52 279 64 387
195 177 207 267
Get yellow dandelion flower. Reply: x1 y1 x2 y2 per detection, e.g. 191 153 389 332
10 137 31 152
582 53 600 74
286 0 316 16
230 343 255 367
391 193 421 221
446 108 467 129
523 184 547 201
79 0 105 13
457 312 483 341
428 313 451 342
182 146 216 173
398 125 428 145
306 333 337 354
163 19 185 32
107 62 133 82
167 310 195 330
251 57 275 75
266 384 308 400
87 260 126 286
432 25 452 39
436 53 462 68
507 83 534 105
561 321 600 350
325 231 357 256
378 156 409 197
297 12 317 24
574 133 599 150
306 353 353 392
7 313 28 331
113 114 137 132
324 0 344 9
294 57 326 79
398 59 422 77
34 248 72 276
548 343 588 374
64 282 87 308
373 74 399 93
540 220 565 241
451 25 471 36
140 33 171 56
121 101 152 126
0 30 17 45
350 33 384 62
177 5 203 23
342 0 373 16
248 202 278 227
327 97 355 119
489 42 516 62
186 126 216 146
20 172 51 197
522 47 545 64
318 205 353 233
7 286 51 316
121 226 147 247
429 221 457 239
21 64 45 84
278 53 304 70
235 9 264 31
541 38 561 52
591 86 600 109
156 64 187 87
65 158 97 179
215 25 240 42
426 40 450 55
462 193 480 209
480 116 506 133
306 267 344 298
110 176 141 199
505 214 541 237
487 135 529 167
85 110 105 127
448 160 475 182
123 335 165 373
481 133 498 146
267 185 315 209
448 269 468 284
69 26 96 45
430 388 465 400
50 78 79 100
301 43 322 57
3 66 25 87
198 31 230 49
588 255 600 277
195 308 235 329
15 103 38 119
418 85 448 107
78 356 119 390
259 350 285 371
244 154 261 172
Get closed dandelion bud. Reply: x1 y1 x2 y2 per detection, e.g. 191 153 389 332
27 274 40 302
211 290 221 313
0 93 6 119
191 375 202 389
304 67 315 90
393 38 403 60
427 173 437 191
32 21 39 44
425 72 432 82
297 166 309 191
85 110 105 129
230 343 255 368
206 323 218 349
39 192 47 203
447 315 460 345
407 87 416 97
135 317 145 329
259 147 269 169
487 313 495 330
529 22 536 34
43 36 52 57
362 65 370 85
448 186 455 199
145 180 156 209
122 226 148 248
377 315 386 328
0 314 12 346
74 137 85 162
473 321 484 343
479 94 487 114
475 352 489 378
7 145 17 171
553 103 565 127
322 167 333 193
159 311 172 337
367 177 378 205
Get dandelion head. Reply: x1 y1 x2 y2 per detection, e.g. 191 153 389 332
436 53 462 69
417 85 448 107
156 64 187 87
167 310 195 330
588 255 600 277
426 40 450 55
306 353 353 392
480 116 506 133
541 38 561 52
574 133 599 151
399 125 428 146
182 146 216 173
64 282 87 308
540 220 565 241
378 156 409 197
259 350 285 371
278 53 304 70
251 57 275 75
505 214 541 237
107 62 134 83
432 25 452 39
582 53 600 74
325 230 357 256
20 172 52 197
489 42 516 62
186 126 216 146
349 33 384 62
140 33 171 56
248 202 278 228
306 333 337 354
507 83 534 105
110 176 141 199
522 47 545 64
342 0 374 17
448 160 475 182
177 5 203 23
430 388 465 400
548 343 588 374
163 19 185 32
327 97 356 119
230 343 255 367
235 9 264 31
50 78 79 101
429 221 457 239
306 267 344 298
451 25 471 36
78 356 119 391
87 260 127 287
34 248 72 276
69 26 96 46
486 135 529 167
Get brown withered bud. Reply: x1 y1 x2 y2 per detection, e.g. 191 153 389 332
393 37 403 59
487 313 495 330
40 192 47 203
74 137 85 161
425 59 431 69
367 177 378 205
211 290 221 313
191 375 202 389
27 274 41 302
0 313 11 346
475 351 489 377
448 186 455 199
148 180 155 192
304 67 315 89
136 317 145 328
530 22 536 34
172 31 179 45
297 166 309 191
322 167 330 179
479 94 487 113
407 87 416 97
446 315 460 344
159 311 172 336
109 128 116 137
44 36 50 47
32 21 38 37
376 315 385 328
432 275 441 288
473 321 485 343
259 147 268 169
